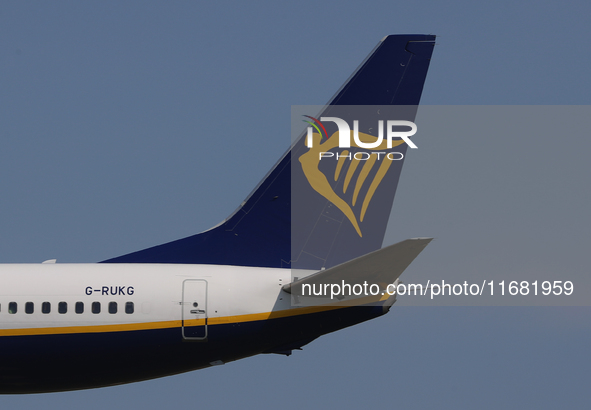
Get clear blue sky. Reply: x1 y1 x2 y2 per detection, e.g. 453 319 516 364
1 0 590 408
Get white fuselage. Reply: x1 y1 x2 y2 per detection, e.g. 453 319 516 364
0 264 293 336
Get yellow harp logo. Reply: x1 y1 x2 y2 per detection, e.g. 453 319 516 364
299 129 406 237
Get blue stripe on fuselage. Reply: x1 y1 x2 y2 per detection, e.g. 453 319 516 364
0 305 385 393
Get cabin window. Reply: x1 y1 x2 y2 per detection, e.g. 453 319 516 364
92 302 101 314
58 302 67 314
75 302 84 314
125 302 134 314
108 302 117 314
42 302 51 314
25 302 34 314
8 302 17 314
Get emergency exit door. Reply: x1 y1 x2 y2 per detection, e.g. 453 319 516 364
182 279 207 340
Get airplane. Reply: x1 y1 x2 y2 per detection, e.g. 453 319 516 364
0 34 436 393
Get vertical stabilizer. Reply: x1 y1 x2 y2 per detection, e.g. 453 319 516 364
102 35 436 268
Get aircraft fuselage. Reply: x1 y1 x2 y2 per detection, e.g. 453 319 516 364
0 264 385 393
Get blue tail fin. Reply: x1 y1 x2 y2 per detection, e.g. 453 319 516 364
101 35 436 268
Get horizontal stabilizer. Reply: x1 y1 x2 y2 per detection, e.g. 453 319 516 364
283 238 432 295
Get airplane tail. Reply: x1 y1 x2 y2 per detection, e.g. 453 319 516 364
102 35 436 269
